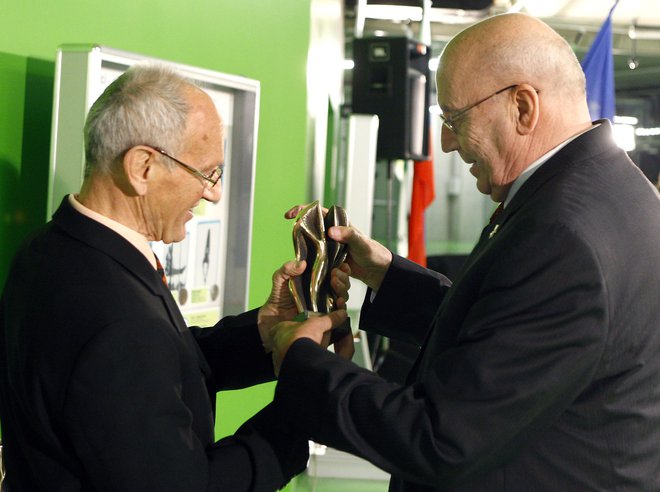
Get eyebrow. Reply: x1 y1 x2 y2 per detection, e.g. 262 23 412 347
439 105 458 118
438 99 459 115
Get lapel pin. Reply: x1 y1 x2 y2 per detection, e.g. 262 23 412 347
488 224 499 239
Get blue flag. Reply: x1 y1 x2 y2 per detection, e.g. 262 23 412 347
581 0 619 121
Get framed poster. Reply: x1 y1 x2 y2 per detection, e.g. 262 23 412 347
48 45 259 322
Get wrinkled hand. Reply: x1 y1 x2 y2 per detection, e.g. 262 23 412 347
257 260 307 352
285 205 392 291
271 310 348 376
331 262 351 309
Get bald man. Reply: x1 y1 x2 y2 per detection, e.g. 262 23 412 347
270 13 660 491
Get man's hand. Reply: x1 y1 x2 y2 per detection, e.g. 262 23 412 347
333 329 355 361
285 205 392 291
331 262 352 309
258 260 306 352
271 310 348 376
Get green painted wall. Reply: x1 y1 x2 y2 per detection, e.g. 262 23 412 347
0 0 313 462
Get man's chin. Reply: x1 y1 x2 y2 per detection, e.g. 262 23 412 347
475 180 492 197
161 229 186 244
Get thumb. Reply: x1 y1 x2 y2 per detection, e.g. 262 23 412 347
273 259 307 282
328 225 373 259
282 259 306 277
326 309 349 330
327 224 359 246
300 309 348 340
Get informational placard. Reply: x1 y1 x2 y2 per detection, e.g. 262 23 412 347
49 45 259 323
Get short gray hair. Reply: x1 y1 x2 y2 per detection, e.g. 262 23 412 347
83 63 194 176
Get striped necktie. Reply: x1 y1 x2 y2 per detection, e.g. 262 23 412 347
154 254 168 287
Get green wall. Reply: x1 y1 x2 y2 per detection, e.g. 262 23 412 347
0 0 313 456
2 4 390 490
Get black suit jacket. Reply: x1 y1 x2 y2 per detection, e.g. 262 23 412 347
0 197 307 491
275 122 660 491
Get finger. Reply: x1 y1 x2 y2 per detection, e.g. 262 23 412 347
330 272 350 302
326 224 363 247
285 203 331 219
282 259 306 277
333 332 355 360
327 308 349 328
302 309 347 334
272 352 281 377
272 259 306 281
284 205 305 219
331 267 351 287
320 330 331 349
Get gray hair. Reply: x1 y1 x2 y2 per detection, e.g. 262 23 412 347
83 63 194 176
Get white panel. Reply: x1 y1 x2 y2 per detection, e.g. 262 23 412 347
48 45 259 323
344 114 379 313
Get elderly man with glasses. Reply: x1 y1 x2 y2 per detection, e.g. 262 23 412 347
270 12 660 492
0 64 349 491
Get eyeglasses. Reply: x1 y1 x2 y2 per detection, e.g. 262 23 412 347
439 84 518 134
148 145 224 188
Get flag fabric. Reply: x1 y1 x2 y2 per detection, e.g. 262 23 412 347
408 136 435 267
581 0 619 121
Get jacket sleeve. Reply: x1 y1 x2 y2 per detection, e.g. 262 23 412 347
64 318 307 492
274 222 607 487
360 254 452 346
190 308 275 391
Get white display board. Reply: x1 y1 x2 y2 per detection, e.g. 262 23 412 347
48 45 259 323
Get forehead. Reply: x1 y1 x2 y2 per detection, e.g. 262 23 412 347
435 47 480 109
187 90 222 132
182 90 225 166
436 67 465 110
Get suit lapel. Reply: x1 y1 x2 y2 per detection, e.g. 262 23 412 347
407 121 616 383
52 197 188 334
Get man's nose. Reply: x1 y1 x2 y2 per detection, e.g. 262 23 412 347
440 124 459 153
202 183 222 203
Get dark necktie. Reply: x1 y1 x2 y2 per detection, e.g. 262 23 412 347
476 203 505 244
154 254 168 287
489 202 504 224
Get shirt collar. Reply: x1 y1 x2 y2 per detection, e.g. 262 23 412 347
504 124 598 208
68 194 157 269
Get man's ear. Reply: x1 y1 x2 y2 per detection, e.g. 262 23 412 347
514 84 540 135
123 146 155 196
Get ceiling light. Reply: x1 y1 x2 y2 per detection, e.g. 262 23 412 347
614 115 639 125
636 127 660 137
522 0 567 17
364 5 422 22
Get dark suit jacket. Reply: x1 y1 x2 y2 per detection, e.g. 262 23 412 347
0 197 307 491
275 121 660 491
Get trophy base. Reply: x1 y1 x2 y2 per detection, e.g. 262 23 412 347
295 310 352 344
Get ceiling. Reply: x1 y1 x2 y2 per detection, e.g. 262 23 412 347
344 0 660 142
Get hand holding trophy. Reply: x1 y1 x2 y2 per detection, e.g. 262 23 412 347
288 201 352 342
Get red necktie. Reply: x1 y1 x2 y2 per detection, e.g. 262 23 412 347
489 203 504 224
154 254 168 287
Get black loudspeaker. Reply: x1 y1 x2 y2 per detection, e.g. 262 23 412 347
352 37 431 161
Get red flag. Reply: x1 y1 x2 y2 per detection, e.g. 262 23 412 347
408 138 435 266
